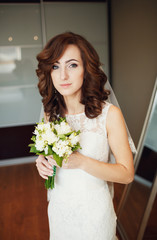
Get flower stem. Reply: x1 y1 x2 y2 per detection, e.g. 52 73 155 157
45 165 56 189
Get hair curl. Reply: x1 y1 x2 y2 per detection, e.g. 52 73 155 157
36 32 110 121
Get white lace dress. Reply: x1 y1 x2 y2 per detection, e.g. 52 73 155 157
48 102 117 240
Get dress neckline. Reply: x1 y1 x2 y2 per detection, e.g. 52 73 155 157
65 111 85 117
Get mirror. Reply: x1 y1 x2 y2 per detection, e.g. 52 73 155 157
117 77 157 240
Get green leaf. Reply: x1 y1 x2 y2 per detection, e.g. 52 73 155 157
76 130 81 135
72 143 82 152
29 146 38 153
53 128 57 135
31 135 36 142
28 143 35 147
54 117 66 125
58 134 66 140
53 152 63 167
64 131 73 136
72 146 77 152
48 145 53 155
36 151 46 156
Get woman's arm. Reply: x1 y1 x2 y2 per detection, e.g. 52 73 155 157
63 105 134 184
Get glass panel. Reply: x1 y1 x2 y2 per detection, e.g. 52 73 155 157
144 92 157 152
0 85 41 127
0 47 41 87
0 4 42 46
0 4 42 127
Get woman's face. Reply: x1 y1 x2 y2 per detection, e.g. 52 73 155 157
51 44 84 99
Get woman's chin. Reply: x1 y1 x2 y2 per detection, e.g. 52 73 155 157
59 89 80 98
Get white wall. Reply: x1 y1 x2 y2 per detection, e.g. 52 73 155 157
111 0 157 146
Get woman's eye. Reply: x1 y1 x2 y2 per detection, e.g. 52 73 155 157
52 65 59 70
69 63 78 68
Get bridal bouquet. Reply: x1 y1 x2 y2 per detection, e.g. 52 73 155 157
29 118 81 189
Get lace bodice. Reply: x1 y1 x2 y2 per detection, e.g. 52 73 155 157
66 102 111 162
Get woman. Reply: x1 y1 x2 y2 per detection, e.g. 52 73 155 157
36 32 134 240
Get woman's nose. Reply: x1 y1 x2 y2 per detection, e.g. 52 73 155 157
60 67 68 80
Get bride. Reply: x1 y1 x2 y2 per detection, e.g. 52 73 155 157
35 32 134 240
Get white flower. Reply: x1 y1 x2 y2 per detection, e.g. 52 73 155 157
35 122 54 135
69 132 80 146
35 138 45 151
34 129 39 136
42 129 58 145
47 131 58 145
55 121 72 135
44 122 54 132
44 146 48 155
52 139 72 157
36 122 45 132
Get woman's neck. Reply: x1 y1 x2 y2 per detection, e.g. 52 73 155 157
63 95 84 115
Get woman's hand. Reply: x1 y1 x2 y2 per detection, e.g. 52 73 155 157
36 153 83 180
62 151 84 169
35 155 54 180
46 155 61 168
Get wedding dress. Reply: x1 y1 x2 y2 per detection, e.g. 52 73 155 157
39 78 136 240
47 102 118 240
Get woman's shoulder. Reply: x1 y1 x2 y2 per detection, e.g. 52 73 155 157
105 103 125 131
102 101 120 113
102 101 117 115
95 102 121 134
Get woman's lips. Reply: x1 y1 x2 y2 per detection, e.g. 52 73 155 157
60 83 72 88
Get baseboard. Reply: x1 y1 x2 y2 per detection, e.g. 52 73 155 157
135 174 152 188
0 156 36 167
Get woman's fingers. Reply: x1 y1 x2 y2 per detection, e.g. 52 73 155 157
38 166 53 177
62 159 69 168
39 172 49 180
36 155 54 179
36 152 82 179
36 156 52 169
36 161 50 172
46 156 61 168
38 169 53 180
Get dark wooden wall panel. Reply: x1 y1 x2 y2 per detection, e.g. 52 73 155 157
136 146 157 182
0 125 35 160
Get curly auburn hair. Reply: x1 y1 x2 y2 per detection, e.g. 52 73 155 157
36 32 110 121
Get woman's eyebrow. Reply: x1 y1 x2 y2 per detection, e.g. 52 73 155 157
55 59 79 64
65 59 79 63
